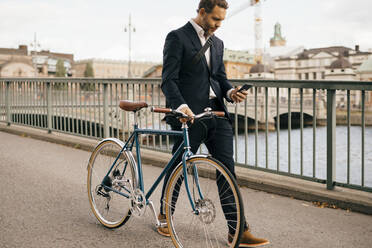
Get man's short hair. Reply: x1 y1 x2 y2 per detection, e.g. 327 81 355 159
197 0 229 13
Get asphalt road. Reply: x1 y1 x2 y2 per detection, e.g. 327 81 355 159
1 131 372 248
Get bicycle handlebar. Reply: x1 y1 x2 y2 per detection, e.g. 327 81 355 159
151 107 225 120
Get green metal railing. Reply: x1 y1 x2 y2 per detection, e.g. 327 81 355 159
1 78 371 192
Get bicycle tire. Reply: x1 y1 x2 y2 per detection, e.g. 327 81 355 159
164 156 244 248
87 138 137 229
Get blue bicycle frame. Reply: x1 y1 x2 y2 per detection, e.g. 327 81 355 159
101 122 202 212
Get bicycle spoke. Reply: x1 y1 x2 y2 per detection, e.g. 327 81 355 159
87 139 136 229
165 157 243 248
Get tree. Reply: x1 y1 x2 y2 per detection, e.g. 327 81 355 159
84 62 94 77
81 62 95 91
55 59 66 77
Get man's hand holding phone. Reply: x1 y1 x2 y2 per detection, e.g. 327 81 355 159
231 84 252 103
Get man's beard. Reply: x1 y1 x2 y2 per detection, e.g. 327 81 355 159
201 19 213 37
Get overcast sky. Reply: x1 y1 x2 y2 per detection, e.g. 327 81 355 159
1 0 371 62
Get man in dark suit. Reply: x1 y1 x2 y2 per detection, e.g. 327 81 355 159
158 0 269 246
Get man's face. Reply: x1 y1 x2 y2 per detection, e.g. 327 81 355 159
200 6 226 37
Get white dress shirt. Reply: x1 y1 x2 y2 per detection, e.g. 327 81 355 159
189 19 216 99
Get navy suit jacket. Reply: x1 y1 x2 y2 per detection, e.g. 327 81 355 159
161 22 233 122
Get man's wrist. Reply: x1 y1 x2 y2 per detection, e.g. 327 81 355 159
227 88 234 101
176 104 189 111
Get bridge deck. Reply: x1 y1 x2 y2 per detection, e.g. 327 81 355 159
1 129 372 247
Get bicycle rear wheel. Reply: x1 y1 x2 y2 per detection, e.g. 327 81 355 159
164 156 244 248
87 138 137 229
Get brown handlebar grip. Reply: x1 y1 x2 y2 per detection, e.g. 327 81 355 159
151 107 172 113
212 111 225 117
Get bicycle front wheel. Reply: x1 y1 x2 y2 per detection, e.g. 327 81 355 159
164 156 244 248
87 138 137 229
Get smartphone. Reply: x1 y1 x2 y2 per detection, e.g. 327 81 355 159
237 84 253 93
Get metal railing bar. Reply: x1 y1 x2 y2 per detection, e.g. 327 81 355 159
63 83 67 133
14 82 18 124
347 90 350 184
288 88 291 173
277 87 280 171
145 84 149 146
71 83 75 134
84 83 88 136
98 83 102 138
21 82 24 125
265 87 268 169
361 90 365 187
313 89 317 178
300 88 304 176
75 82 79 134
235 103 238 163
151 84 155 148
117 84 120 139
110 83 114 137
138 84 141 129
326 89 336 190
35 82 40 128
255 87 258 167
244 96 248 165
158 85 162 149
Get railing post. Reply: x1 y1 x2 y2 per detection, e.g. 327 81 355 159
326 89 336 190
103 83 109 138
46 82 52 133
5 81 11 126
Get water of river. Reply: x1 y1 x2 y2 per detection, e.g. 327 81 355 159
230 126 372 187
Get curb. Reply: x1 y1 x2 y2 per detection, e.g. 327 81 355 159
1 123 372 215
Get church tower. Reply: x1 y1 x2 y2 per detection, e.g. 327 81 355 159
270 22 286 47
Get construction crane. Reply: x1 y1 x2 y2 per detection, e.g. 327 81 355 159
227 0 265 63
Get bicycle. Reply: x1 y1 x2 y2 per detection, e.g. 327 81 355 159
87 100 245 248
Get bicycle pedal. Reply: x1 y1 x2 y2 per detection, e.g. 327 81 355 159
96 187 110 198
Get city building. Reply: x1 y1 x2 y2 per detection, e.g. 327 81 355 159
357 56 372 81
0 44 74 77
143 64 162 78
0 45 35 77
325 54 356 81
246 61 274 79
32 49 74 77
274 46 371 80
357 57 372 109
223 49 255 79
140 49 255 79
73 59 157 78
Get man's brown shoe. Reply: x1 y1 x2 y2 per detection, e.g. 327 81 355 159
228 229 269 247
157 214 170 237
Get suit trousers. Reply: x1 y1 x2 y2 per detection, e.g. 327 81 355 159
160 99 246 234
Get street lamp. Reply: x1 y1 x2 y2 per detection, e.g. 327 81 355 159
30 32 41 77
124 14 136 78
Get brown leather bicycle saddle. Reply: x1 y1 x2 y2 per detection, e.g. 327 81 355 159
119 100 148 112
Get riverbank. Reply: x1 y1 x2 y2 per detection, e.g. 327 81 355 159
337 110 372 126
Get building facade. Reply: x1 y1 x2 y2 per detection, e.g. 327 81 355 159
0 44 74 77
140 49 255 79
274 46 371 80
223 49 255 79
73 59 157 78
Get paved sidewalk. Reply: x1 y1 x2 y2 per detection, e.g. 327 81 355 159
1 130 372 247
